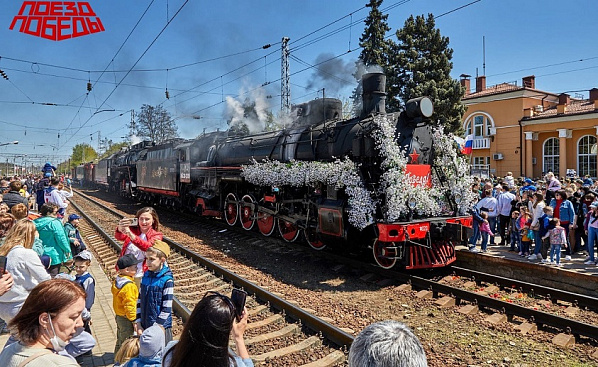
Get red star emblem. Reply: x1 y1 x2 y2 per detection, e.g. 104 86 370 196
409 148 420 164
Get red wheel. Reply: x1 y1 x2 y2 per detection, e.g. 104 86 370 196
257 208 276 236
239 195 256 230
278 218 300 242
372 240 398 269
304 227 326 250
224 193 238 226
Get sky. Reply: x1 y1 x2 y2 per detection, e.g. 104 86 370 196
1 0 597 170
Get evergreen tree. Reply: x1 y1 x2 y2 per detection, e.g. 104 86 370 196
388 13 465 133
133 104 178 144
351 0 394 116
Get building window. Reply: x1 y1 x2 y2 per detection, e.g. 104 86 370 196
465 114 492 138
578 135 597 178
543 138 559 175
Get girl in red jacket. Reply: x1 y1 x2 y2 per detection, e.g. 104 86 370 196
115 207 163 287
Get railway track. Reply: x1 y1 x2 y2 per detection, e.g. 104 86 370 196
75 188 598 355
70 191 351 366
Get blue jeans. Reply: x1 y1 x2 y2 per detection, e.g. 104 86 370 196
488 216 497 244
550 244 562 264
588 226 598 262
481 231 490 251
510 231 520 251
469 222 480 247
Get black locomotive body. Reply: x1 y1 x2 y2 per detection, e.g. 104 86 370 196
92 72 472 270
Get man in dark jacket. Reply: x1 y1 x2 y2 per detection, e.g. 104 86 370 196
2 180 28 210
64 214 86 257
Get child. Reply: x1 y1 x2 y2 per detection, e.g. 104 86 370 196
508 210 521 252
113 254 142 358
74 250 95 334
539 206 555 263
479 212 494 252
544 218 567 266
114 336 140 366
519 209 532 257
122 324 165 367
135 240 174 344
65 214 87 257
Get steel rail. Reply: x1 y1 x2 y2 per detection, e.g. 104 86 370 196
406 274 598 340
450 266 598 312
72 190 354 348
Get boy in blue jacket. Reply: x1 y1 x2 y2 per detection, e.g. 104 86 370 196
135 240 174 344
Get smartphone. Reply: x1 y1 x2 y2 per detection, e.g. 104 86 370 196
230 288 247 321
0 256 7 274
120 218 138 226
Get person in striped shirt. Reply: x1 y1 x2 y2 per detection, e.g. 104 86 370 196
135 240 174 344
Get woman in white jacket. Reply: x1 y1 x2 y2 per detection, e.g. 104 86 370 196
0 219 51 323
528 193 546 261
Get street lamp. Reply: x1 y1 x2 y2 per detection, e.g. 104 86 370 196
0 141 18 147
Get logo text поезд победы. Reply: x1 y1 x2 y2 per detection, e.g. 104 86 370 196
10 1 104 41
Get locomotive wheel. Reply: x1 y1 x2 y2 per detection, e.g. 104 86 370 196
224 193 239 226
372 239 398 269
304 227 326 250
278 219 300 242
257 207 276 236
239 195 256 231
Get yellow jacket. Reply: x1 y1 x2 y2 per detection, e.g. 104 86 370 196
111 274 138 321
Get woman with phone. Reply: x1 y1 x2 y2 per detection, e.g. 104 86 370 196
162 290 252 367
115 207 163 287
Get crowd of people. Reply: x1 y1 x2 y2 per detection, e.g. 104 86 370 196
0 165 430 366
469 171 598 267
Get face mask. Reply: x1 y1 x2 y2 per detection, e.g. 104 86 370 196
47 313 68 352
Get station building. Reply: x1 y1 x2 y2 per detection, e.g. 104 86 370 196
460 74 598 179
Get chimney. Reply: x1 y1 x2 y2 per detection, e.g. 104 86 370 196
361 72 386 117
460 74 471 96
523 108 533 118
475 75 486 93
522 75 535 89
557 93 569 114
590 88 598 109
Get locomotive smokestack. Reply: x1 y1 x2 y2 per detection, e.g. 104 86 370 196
361 72 386 117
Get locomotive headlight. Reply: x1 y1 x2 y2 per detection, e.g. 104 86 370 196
408 197 417 210
454 193 462 204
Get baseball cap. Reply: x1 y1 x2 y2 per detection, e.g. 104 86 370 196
68 214 81 222
117 254 142 270
525 178 533 184
74 250 92 261
590 202 598 208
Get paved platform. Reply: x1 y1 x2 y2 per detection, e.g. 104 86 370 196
0 253 118 366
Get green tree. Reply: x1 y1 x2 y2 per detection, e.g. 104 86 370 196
351 0 394 116
133 104 178 144
388 14 465 133
71 143 97 166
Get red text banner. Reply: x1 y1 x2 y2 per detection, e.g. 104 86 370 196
404 164 432 188
10 1 104 41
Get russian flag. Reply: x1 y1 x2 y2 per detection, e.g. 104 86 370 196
461 134 474 155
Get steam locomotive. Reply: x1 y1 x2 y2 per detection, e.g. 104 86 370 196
75 72 473 269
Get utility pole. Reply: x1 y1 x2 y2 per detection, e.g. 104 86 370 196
281 37 290 115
